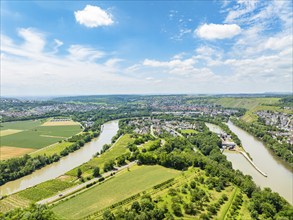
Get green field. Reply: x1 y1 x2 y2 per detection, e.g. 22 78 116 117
66 134 134 177
181 129 198 134
0 119 82 151
0 179 76 212
18 179 76 202
0 125 81 149
0 120 43 130
52 165 180 219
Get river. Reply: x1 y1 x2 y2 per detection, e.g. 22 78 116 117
0 120 119 196
206 122 293 204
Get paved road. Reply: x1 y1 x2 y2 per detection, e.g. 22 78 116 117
37 161 137 205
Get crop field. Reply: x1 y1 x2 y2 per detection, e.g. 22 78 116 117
0 146 34 160
0 129 23 137
66 134 134 177
41 120 80 126
0 179 76 213
17 179 76 202
0 119 82 160
0 194 31 213
52 165 180 219
0 120 43 130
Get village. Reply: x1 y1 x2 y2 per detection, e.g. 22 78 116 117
256 110 293 144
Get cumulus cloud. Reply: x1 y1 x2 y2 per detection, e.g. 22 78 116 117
74 5 113 28
195 23 241 40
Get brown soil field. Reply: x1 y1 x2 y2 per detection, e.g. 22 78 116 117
0 146 35 160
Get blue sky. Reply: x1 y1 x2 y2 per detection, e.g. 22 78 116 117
1 0 292 96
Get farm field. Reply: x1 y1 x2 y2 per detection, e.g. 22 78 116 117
0 179 76 212
41 120 80 126
52 165 180 219
0 129 22 137
0 120 43 130
66 134 134 177
0 119 82 160
0 146 35 160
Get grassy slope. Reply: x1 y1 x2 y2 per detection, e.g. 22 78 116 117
214 97 280 109
52 165 180 219
140 140 160 150
66 134 133 177
30 141 73 157
242 105 293 123
213 97 292 123
181 129 198 134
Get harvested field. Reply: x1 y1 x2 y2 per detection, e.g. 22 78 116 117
41 120 80 126
0 129 23 137
0 146 35 160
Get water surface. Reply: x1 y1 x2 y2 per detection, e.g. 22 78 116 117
0 120 119 196
206 122 293 204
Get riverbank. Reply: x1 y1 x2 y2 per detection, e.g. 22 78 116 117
0 120 119 196
227 121 293 204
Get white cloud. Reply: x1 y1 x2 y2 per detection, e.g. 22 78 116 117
143 58 195 70
105 58 123 67
195 23 241 40
142 57 218 81
68 45 105 61
224 0 258 23
53 39 63 53
74 5 113 28
18 28 45 52
264 35 292 51
1 33 144 96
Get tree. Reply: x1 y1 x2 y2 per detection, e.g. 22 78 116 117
131 201 141 213
93 167 100 177
77 168 82 178
172 202 183 217
103 160 115 172
103 210 115 220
